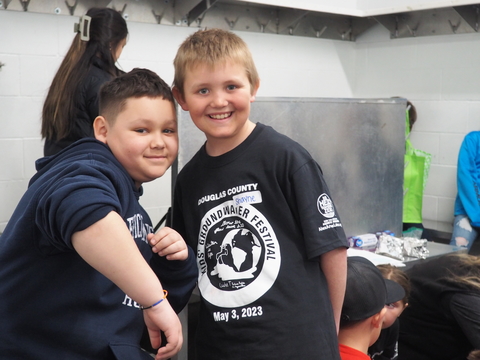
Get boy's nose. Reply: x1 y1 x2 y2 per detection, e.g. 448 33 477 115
210 91 228 108
151 133 166 148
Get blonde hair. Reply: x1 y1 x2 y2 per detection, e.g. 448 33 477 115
173 28 259 96
468 350 480 360
447 253 480 292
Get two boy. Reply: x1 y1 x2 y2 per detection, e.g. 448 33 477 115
171 28 348 359
1 27 371 360
0 69 197 360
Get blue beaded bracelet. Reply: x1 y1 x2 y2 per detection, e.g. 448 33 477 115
140 290 168 310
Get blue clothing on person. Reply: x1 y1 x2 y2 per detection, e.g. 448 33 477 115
451 131 480 251
0 138 197 359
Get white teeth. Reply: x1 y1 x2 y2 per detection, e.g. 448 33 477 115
210 112 231 119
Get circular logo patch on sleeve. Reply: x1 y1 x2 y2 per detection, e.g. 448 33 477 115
317 193 335 218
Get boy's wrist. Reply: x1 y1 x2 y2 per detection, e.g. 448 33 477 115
140 289 168 310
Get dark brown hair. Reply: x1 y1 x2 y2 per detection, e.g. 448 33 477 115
406 100 417 131
99 68 175 123
391 97 417 131
42 8 128 141
377 264 411 304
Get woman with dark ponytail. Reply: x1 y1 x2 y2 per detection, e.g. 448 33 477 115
41 7 128 156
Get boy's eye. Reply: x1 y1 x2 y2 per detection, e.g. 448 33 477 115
135 129 148 134
227 85 237 90
198 88 209 95
386 301 402 309
163 128 176 134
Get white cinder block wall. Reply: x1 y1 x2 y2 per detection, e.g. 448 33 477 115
1 9 478 234
0 10 356 232
355 25 480 232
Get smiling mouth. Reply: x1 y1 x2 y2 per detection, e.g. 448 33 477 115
209 112 232 120
146 155 166 160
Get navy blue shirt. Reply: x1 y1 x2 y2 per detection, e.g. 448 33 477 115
0 139 197 359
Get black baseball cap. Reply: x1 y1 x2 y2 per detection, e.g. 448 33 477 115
341 256 405 323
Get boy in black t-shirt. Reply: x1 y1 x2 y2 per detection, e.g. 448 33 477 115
171 28 349 359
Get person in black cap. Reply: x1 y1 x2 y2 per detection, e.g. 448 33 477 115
369 264 410 360
338 257 405 360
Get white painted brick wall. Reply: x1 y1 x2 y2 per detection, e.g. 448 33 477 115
2 10 480 234
355 25 480 232
0 10 355 232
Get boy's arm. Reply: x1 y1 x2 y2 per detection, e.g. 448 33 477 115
71 210 182 360
319 247 347 334
148 228 198 313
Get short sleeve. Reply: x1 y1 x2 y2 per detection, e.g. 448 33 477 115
291 159 348 258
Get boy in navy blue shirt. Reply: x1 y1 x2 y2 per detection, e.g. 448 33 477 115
0 68 197 360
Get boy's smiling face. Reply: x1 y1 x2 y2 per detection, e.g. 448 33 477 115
95 96 178 188
175 60 259 156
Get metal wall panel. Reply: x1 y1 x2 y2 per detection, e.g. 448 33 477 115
176 97 406 238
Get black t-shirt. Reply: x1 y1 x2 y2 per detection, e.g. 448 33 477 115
173 123 348 359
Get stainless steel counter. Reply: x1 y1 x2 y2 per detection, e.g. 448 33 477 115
402 241 467 269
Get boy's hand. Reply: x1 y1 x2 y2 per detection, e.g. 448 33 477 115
143 299 183 360
148 227 189 261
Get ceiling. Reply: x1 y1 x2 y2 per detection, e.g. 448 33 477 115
2 0 480 41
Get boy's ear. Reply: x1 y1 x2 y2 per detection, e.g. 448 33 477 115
93 116 108 144
371 307 387 329
250 80 260 103
172 86 188 111
397 302 408 316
